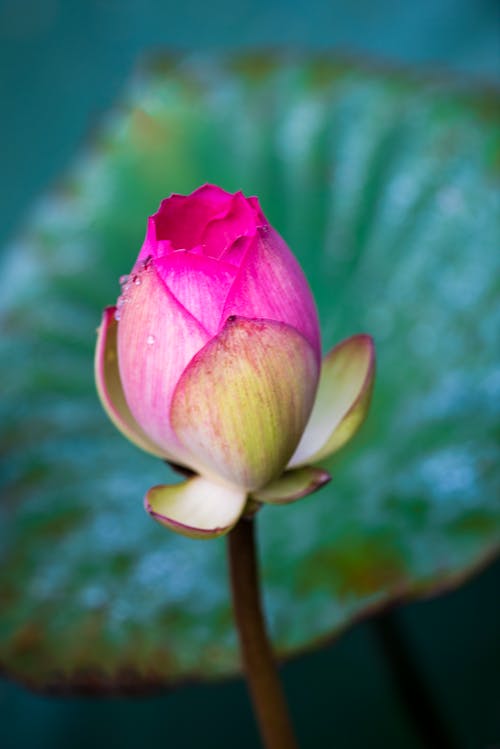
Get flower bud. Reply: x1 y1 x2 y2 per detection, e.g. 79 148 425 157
95 185 375 538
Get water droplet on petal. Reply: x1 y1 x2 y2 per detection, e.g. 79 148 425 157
133 275 141 285
119 274 130 285
114 309 121 321
146 335 155 345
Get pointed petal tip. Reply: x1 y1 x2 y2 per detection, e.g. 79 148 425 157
145 476 247 540
347 332 376 367
252 466 331 505
96 305 117 335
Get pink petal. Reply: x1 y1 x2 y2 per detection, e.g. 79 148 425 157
137 186 265 265
138 185 239 263
137 217 173 265
222 227 321 359
153 188 232 249
94 307 169 458
246 195 267 224
220 234 254 266
200 191 259 260
154 251 237 335
117 261 210 463
170 316 319 491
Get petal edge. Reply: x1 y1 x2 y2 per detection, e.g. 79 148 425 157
145 476 247 539
252 466 331 505
289 334 375 467
117 262 210 464
94 307 168 458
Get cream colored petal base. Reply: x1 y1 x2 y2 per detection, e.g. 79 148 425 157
145 476 247 539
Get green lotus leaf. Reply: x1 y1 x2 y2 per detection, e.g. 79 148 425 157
1 57 499 692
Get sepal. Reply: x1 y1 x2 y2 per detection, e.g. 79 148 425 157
252 466 331 505
145 476 247 539
289 334 375 467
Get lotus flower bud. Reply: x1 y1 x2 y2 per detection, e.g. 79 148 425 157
95 185 375 538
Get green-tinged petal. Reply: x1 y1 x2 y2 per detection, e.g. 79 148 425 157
252 466 331 505
171 316 319 491
94 307 169 459
289 334 375 467
145 476 247 539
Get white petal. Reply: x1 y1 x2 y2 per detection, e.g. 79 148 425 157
145 476 247 539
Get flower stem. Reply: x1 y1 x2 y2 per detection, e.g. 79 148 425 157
228 516 299 749
373 608 457 749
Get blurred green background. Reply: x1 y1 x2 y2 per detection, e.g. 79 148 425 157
1 0 499 249
1 2 499 748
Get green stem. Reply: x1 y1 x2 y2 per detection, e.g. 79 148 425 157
228 516 299 749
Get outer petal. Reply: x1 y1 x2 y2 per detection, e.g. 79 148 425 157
145 476 247 539
94 307 168 458
117 261 210 464
252 466 331 505
289 334 375 467
222 227 321 359
170 317 319 491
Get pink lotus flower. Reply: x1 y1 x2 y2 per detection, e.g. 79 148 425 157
95 185 374 538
